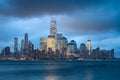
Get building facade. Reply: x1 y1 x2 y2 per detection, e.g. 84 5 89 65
80 43 88 59
66 40 77 56
40 38 47 51
50 17 57 37
24 33 29 50
14 37 18 53
87 40 91 56
20 39 25 54
47 35 56 53
29 41 34 53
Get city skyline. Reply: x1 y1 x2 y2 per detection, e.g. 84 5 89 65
0 18 115 61
0 0 120 57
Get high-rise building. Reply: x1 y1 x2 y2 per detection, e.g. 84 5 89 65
14 37 18 53
66 40 77 56
87 40 91 55
100 50 107 59
39 18 68 56
50 17 57 37
80 43 88 59
66 43 73 56
56 33 68 54
47 35 56 53
56 33 63 53
57 33 62 39
5 47 11 55
46 17 57 53
91 47 100 59
29 41 34 53
1 48 5 56
20 39 25 54
110 49 114 59
62 37 68 48
24 33 29 50
40 38 47 51
70 40 77 53
61 37 68 54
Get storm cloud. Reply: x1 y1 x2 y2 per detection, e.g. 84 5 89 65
0 0 120 33
0 0 118 17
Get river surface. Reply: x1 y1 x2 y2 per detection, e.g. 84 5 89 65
0 60 120 80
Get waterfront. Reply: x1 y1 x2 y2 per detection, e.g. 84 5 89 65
0 61 120 80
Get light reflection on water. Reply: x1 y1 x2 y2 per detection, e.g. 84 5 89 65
0 61 120 80
45 75 58 80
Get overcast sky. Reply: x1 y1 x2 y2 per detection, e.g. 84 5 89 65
0 0 120 57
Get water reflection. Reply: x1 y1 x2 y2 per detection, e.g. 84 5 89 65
0 61 120 80
43 64 60 80
84 68 93 80
45 75 58 80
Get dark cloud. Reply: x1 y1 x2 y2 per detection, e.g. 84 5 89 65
58 15 120 35
0 0 116 17
0 0 120 34
1 0 120 33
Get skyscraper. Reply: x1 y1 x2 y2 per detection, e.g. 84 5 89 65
14 37 18 53
20 39 24 54
56 33 63 53
66 40 77 56
61 37 68 54
46 18 57 53
110 49 114 59
87 40 91 55
24 33 29 50
5 47 11 56
47 35 56 53
50 17 57 37
56 33 68 54
91 47 100 59
29 41 34 53
40 38 47 51
80 43 88 59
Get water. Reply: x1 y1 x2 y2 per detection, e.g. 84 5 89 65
0 60 120 80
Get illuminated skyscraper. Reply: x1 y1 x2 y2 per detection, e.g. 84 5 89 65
56 33 68 54
87 40 91 55
14 37 18 53
47 35 56 53
46 18 57 53
40 38 47 51
24 33 29 50
50 17 57 37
